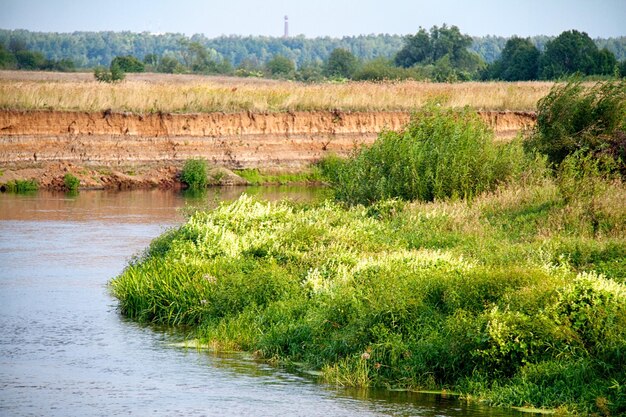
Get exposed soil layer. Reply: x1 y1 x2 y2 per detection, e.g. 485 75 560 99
0 109 535 190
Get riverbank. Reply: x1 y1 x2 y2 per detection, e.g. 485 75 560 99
0 108 535 190
110 181 626 415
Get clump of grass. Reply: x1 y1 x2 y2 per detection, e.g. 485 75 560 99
1 179 38 193
525 79 626 169
111 183 626 414
233 168 322 185
320 105 532 204
63 173 80 191
180 159 208 190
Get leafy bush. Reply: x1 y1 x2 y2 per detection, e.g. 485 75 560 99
525 79 626 168
1 179 38 193
111 191 626 414
180 159 208 189
63 173 80 191
94 63 125 83
111 55 144 73
321 106 526 204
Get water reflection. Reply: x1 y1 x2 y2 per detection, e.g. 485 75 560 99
0 189 524 417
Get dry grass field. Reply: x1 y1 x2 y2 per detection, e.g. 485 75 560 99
0 70 554 113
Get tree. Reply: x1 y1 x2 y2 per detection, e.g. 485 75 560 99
394 28 431 68
0 44 16 68
14 50 45 69
485 36 539 81
393 24 484 80
111 55 145 72
539 30 616 79
525 80 626 166
324 48 359 79
594 48 618 76
265 55 295 78
157 56 183 73
143 53 158 68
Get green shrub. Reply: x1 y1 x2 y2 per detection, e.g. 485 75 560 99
525 79 626 168
94 62 126 83
2 179 38 193
321 106 526 204
180 159 208 189
63 173 80 191
110 190 626 414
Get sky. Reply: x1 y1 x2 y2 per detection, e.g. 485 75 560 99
1 0 625 38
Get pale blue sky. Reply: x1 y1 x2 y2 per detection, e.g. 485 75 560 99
1 0 625 38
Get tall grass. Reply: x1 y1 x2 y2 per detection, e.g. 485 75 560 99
320 106 533 204
1 179 39 193
0 77 552 113
111 179 626 414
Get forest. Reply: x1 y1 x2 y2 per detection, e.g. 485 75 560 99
0 26 625 82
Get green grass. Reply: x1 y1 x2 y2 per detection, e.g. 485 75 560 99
1 179 39 193
111 175 626 415
111 89 626 415
233 168 322 186
319 105 536 205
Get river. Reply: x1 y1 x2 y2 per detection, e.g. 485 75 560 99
0 189 527 417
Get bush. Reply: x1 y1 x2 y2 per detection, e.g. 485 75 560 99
63 173 80 191
525 79 626 168
94 63 125 83
181 159 208 189
321 106 526 204
111 55 144 73
1 179 38 193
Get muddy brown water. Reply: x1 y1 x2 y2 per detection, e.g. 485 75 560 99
0 188 528 416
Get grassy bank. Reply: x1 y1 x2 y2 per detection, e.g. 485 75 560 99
110 80 625 415
0 72 552 113
111 178 625 414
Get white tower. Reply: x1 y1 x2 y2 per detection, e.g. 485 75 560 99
284 16 289 38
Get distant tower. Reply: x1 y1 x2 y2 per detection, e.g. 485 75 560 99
283 15 289 38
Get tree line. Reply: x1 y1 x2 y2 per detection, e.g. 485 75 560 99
1 27 625 82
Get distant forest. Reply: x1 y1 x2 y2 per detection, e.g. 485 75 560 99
1 29 625 69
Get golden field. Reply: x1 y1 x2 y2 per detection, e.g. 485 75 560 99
0 70 554 113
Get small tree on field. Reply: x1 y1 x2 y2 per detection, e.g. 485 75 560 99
94 61 125 83
485 36 539 81
111 55 145 72
324 48 359 79
265 55 295 78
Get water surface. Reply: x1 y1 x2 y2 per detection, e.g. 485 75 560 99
0 189 526 416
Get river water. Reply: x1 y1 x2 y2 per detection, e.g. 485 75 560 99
0 189 526 417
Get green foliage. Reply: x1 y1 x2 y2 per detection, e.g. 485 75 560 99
1 179 39 193
157 56 184 74
1 28 626 73
180 159 208 190
321 106 526 204
232 168 321 185
265 55 295 78
94 62 125 83
483 37 539 81
394 24 484 80
525 79 626 167
111 183 626 414
324 48 359 79
352 58 426 81
111 55 145 73
63 173 80 191
14 49 45 69
539 30 618 79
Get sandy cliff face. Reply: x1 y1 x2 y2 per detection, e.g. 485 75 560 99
0 110 535 169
